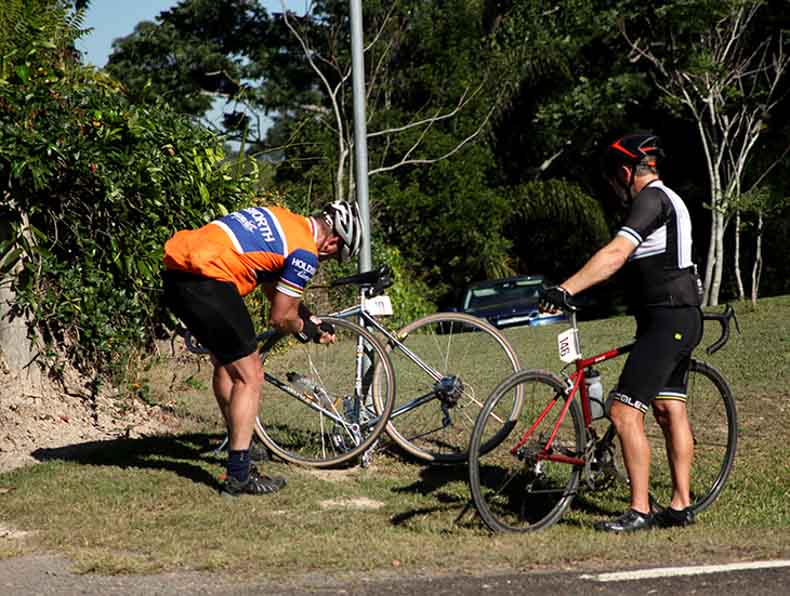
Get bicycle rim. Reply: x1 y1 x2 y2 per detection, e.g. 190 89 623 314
469 370 584 532
255 316 395 467
644 360 737 514
376 312 521 463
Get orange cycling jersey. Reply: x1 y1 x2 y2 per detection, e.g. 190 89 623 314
163 206 319 297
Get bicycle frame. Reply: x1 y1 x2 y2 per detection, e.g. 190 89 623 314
507 304 737 468
510 309 632 467
332 287 451 422
186 327 368 435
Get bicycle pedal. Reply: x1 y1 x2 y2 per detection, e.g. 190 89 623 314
213 435 229 456
361 439 380 467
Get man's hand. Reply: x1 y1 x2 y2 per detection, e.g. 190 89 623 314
315 319 336 345
539 286 572 313
295 312 337 344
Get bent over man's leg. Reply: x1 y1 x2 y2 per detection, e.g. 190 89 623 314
212 359 232 429
215 353 264 452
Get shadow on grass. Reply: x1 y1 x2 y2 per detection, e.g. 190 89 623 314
394 462 467 496
31 432 226 490
390 464 474 527
558 494 627 529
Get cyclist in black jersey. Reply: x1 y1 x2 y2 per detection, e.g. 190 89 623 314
540 133 704 532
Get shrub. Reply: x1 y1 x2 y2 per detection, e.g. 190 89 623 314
0 0 258 379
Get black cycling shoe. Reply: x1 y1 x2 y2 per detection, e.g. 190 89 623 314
221 466 287 497
653 506 696 528
595 509 653 533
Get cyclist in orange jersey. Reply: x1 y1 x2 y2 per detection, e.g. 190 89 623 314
162 201 362 496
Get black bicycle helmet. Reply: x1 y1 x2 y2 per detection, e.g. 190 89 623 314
602 132 665 178
322 200 362 261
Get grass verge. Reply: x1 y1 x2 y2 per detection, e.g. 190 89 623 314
1 296 788 578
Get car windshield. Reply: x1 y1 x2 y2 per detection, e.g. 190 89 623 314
464 279 543 310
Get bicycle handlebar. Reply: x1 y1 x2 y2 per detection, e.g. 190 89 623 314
702 304 740 355
538 289 739 357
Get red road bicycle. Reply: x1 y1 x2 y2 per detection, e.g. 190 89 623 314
468 303 738 532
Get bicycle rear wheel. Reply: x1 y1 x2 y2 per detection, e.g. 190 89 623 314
254 316 395 468
469 370 585 532
375 312 521 463
644 359 737 514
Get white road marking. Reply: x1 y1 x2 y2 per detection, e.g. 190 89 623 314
581 560 790 582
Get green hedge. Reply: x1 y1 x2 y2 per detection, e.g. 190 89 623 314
0 1 259 379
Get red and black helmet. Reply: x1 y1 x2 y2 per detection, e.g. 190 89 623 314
602 133 665 177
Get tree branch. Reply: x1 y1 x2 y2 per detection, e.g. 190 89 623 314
369 105 496 175
368 83 483 138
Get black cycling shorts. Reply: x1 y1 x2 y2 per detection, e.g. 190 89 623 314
162 270 257 366
610 306 703 413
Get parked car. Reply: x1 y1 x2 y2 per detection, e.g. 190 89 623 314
450 275 568 329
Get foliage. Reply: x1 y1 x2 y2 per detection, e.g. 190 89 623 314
0 0 259 378
101 0 790 307
105 0 272 132
4 0 790 386
105 0 527 295
489 0 652 187
371 245 436 328
505 179 610 280
375 144 514 301
613 0 790 305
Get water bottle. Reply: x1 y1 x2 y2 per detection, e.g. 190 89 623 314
585 368 605 420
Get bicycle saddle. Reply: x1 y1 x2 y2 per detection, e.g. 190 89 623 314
331 264 393 291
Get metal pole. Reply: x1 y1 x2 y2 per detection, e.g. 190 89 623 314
349 0 371 273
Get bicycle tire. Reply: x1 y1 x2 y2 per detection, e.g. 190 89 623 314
643 359 738 515
469 369 585 532
373 312 521 463
254 316 396 468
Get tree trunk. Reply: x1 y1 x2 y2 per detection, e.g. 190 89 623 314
0 211 41 389
703 208 718 306
751 211 763 307
733 211 745 300
709 210 726 307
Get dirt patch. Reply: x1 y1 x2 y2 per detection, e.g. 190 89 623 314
319 496 386 511
301 466 371 481
0 364 182 475
0 522 31 540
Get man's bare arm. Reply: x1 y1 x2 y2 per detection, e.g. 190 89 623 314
561 235 636 295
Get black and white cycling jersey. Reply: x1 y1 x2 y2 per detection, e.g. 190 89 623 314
617 180 703 307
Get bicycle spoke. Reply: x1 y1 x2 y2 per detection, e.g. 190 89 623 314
379 313 520 463
469 370 583 532
255 317 395 467
598 360 736 516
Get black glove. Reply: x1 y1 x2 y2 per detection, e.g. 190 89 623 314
295 317 336 344
539 286 572 313
298 302 313 321
317 321 335 338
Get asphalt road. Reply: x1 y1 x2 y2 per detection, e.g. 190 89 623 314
1 556 789 595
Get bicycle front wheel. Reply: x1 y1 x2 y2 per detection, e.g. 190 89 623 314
255 316 396 468
375 312 521 463
645 359 737 514
469 369 585 532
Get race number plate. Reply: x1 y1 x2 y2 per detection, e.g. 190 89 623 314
557 328 580 363
363 295 394 317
